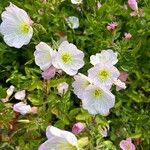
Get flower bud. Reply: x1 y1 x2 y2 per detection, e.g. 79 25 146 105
57 82 69 95
7 85 15 97
72 122 85 134
13 102 31 115
14 90 26 100
128 0 138 11
42 66 56 80
31 107 38 114
124 32 132 39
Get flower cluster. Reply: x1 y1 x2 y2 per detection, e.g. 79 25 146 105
72 49 127 115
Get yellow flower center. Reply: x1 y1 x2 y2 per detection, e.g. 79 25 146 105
20 23 30 34
61 52 72 64
98 68 110 80
92 88 103 98
81 80 90 88
125 144 131 150
59 142 77 150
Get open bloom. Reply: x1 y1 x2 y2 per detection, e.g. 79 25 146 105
72 73 92 99
90 49 118 66
88 63 120 89
34 42 55 71
13 102 31 115
128 0 138 11
52 41 84 76
119 138 136 150
66 16 79 29
82 84 115 115
38 126 79 150
71 0 82 4
0 3 33 48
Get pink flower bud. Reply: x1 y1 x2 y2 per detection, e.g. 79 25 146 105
119 138 136 150
119 71 128 82
42 66 56 80
124 32 132 39
31 107 38 114
128 0 138 11
107 22 118 31
13 102 31 115
14 90 26 100
72 122 85 134
57 82 69 95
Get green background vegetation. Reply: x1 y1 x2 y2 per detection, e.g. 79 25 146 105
0 0 150 149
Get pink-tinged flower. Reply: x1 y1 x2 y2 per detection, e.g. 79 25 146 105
13 102 31 115
128 0 138 11
107 22 118 31
57 82 69 95
130 11 138 17
119 138 136 150
42 66 56 80
119 71 128 82
14 90 26 100
124 32 132 39
72 122 85 134
31 107 38 114
114 79 126 91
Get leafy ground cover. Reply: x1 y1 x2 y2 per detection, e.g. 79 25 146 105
0 0 150 149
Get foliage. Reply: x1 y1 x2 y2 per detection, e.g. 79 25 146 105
0 0 150 149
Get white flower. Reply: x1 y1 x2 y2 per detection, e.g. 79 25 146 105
88 63 120 89
52 41 84 76
34 42 55 71
13 102 31 115
72 73 92 99
66 16 79 29
57 82 69 95
82 85 115 115
90 49 118 66
6 85 15 97
38 126 79 150
14 90 26 100
0 3 33 48
114 79 126 91
71 0 82 4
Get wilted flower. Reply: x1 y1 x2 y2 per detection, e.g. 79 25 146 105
107 22 118 31
52 41 84 76
0 3 33 48
72 122 85 134
66 16 79 29
13 102 31 115
38 126 79 150
82 84 115 115
34 42 55 71
119 71 128 82
128 0 138 11
42 66 57 80
130 11 138 17
124 32 132 39
57 82 69 95
88 63 120 89
71 0 82 4
90 49 118 66
14 90 26 100
114 79 126 91
119 138 136 150
99 125 109 137
72 73 92 99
